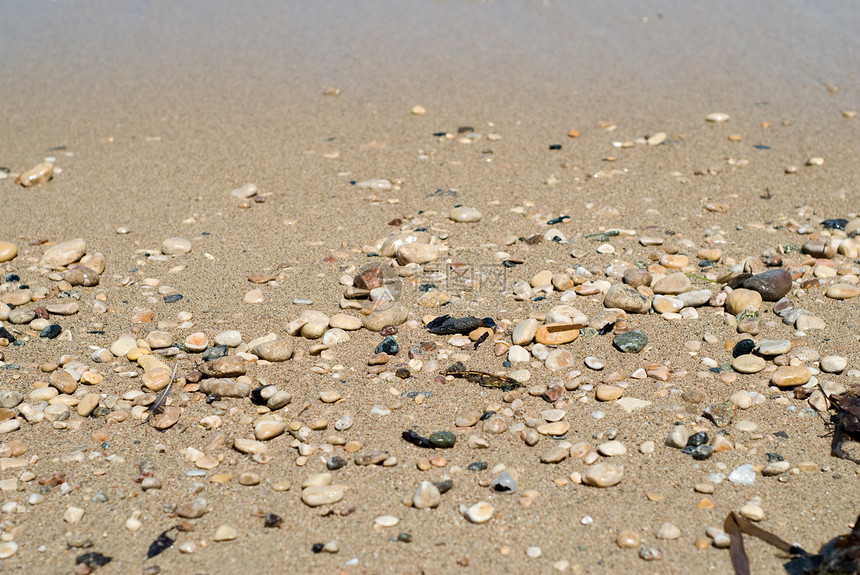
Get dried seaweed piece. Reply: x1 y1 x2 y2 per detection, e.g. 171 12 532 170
144 364 179 425
76 552 112 569
473 331 489 350
442 365 522 392
426 315 495 335
146 526 179 560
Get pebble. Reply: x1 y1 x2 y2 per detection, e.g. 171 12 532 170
732 354 765 374
214 330 242 347
770 366 811 387
728 464 756 485
0 541 18 559
725 289 762 315
597 440 627 456
16 161 53 186
652 273 691 295
739 505 765 522
665 426 689 449
617 530 641 549
40 238 86 268
161 237 192 255
826 283 860 300
464 501 494 523
820 355 847 373
534 323 580 345
448 206 483 222
656 522 681 540
705 112 730 123
512 319 539 345
583 463 623 487
302 485 345 506
252 339 293 362
413 481 441 508
214 525 238 541
491 471 518 493
604 284 650 313
613 330 648 353
742 269 792 301
363 303 408 332
0 242 18 262
756 339 791 356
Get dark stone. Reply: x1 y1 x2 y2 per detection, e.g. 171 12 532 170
686 431 709 447
548 144 562 150
163 294 183 303
202 345 229 362
428 431 456 448
39 324 62 339
433 479 454 494
613 330 648 353
4 274 19 282
467 461 488 472
326 455 348 470
396 533 413 543
726 273 753 289
354 266 383 290
742 269 793 301
263 513 283 528
732 339 756 358
766 452 784 462
76 553 112 569
311 543 324 554
822 218 848 230
691 445 714 460
0 326 17 343
418 284 437 292
375 336 399 355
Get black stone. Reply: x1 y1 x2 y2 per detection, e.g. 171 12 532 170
548 144 562 150
766 452 784 462
76 552 112 569
691 445 714 460
311 543 324 553
202 345 229 361
726 273 753 289
39 324 62 339
205 394 221 404
774 431 789 439
396 533 413 543
4 274 19 282
686 431 709 447
375 336 399 355
0 326 16 342
433 479 454 494
418 284 437 292
327 455 348 470
822 218 848 230
732 339 756 358
467 461 488 472
263 512 283 528
428 431 456 448
547 216 570 225
163 294 183 303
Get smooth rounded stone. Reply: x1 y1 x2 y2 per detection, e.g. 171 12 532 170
725 289 762 315
535 323 580 345
826 283 860 300
508 345 530 363
200 355 245 377
681 389 704 404
374 515 400 528
243 288 264 304
363 303 408 332
252 339 293 362
0 391 23 409
2 290 32 306
39 324 61 339
677 290 713 307
177 497 208 519
584 463 623 487
540 446 569 464
254 420 286 440
413 481 442 508
302 485 344 507
0 242 17 262
214 330 242 347
490 471 518 493
665 426 689 449
330 314 362 330
771 366 811 388
0 541 18 559
597 440 627 457
651 294 682 314
596 385 623 401
232 438 268 455
153 405 181 430
545 349 573 371
622 268 652 288
184 332 209 352
320 391 342 403
706 112 730 123
613 330 648 353
231 183 258 199
512 318 539 345
213 525 238 542
656 522 681 540
199 378 249 397
585 356 605 370
728 464 756 485
379 230 432 257
63 506 84 524
742 269 792 301
8 308 35 324
604 284 650 313
266 391 291 410
162 237 192 255
46 302 79 315
756 339 791 356
464 501 494 523
796 314 826 331
762 461 791 476
538 421 570 436
448 206 482 223
76 393 100 417
40 238 85 268
732 354 766 374
145 331 173 349
616 530 641 549
396 243 444 265
0 420 21 434
429 431 457 448
820 355 847 373
64 266 99 287
652 273 692 295
738 505 765 522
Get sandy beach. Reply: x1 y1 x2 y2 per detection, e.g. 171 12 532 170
1 1 859 573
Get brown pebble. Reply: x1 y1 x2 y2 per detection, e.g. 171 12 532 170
380 325 398 336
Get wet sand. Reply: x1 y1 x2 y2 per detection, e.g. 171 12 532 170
1 1 859 573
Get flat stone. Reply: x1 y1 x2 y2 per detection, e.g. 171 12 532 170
537 421 570 436
162 237 192 255
142 367 172 391
771 366 811 387
732 354 765 374
652 295 683 313
254 420 286 440
826 283 860 300
40 238 86 268
330 314 362 330
512 318 539 345
64 266 99 286
448 206 483 222
652 273 691 295
301 485 344 507
756 339 792 356
534 323 580 345
199 356 245 377
583 463 623 487
233 438 268 455
796 314 826 331
677 290 713 307
743 269 792 301
214 330 242 347
540 446 569 463
363 303 408 332
184 332 209 352
545 349 573 370
820 355 847 373
153 405 181 430
199 378 250 397
656 522 681 540
597 440 627 456
603 283 650 313
613 330 648 353
214 525 238 541
596 385 623 401
396 243 444 265
231 183 258 198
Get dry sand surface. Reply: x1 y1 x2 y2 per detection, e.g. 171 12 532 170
1 1 860 573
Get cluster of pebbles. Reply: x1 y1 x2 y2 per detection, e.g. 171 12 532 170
2 153 860 571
